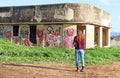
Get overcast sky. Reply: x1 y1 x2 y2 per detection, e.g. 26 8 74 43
0 0 119 32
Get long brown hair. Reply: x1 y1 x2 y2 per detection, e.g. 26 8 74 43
76 30 84 42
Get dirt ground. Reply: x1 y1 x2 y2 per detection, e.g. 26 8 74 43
0 62 120 78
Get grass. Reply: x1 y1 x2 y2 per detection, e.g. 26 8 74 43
0 39 120 66
85 46 120 65
0 39 75 64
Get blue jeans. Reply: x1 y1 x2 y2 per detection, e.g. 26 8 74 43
75 49 85 67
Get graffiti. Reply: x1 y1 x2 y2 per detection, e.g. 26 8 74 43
47 26 53 32
0 26 4 38
20 31 29 38
20 26 29 38
46 26 62 47
0 26 12 41
14 39 19 44
4 31 12 41
23 38 32 46
36 29 45 44
64 28 74 48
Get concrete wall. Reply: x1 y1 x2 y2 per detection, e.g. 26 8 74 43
0 3 110 27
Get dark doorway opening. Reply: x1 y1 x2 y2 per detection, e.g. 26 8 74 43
13 25 19 36
30 26 36 44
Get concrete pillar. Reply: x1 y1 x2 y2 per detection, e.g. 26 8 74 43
107 28 110 47
98 27 103 47
86 24 95 48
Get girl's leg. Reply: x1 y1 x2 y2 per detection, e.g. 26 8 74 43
75 49 79 71
80 49 85 72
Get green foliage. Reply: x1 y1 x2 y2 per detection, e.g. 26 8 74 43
0 39 120 65
0 39 75 63
85 46 120 65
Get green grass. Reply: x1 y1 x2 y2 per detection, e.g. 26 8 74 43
0 39 120 65
85 46 120 65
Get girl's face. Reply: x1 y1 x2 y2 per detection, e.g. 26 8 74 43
77 30 82 36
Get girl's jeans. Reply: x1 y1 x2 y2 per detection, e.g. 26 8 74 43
75 49 85 67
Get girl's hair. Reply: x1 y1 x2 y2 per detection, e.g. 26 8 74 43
77 30 84 42
77 30 83 36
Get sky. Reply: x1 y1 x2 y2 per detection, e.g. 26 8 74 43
0 0 119 32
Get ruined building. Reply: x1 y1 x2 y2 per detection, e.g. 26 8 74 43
0 3 110 48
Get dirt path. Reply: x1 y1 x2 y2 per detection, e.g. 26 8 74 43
0 62 120 78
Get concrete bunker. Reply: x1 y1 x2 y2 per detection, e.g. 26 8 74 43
0 3 110 48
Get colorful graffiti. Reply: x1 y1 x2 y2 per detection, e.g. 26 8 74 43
36 26 62 47
0 26 13 41
14 38 19 44
36 26 75 48
20 31 29 38
20 26 30 38
0 25 76 48
46 26 62 47
4 31 12 41
19 26 30 46
0 26 4 38
64 28 74 48
23 38 32 46
36 29 45 45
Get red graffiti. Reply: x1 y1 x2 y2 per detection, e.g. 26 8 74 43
36 29 45 44
36 29 44 38
23 38 32 46
4 31 12 41
55 27 61 37
14 39 19 44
